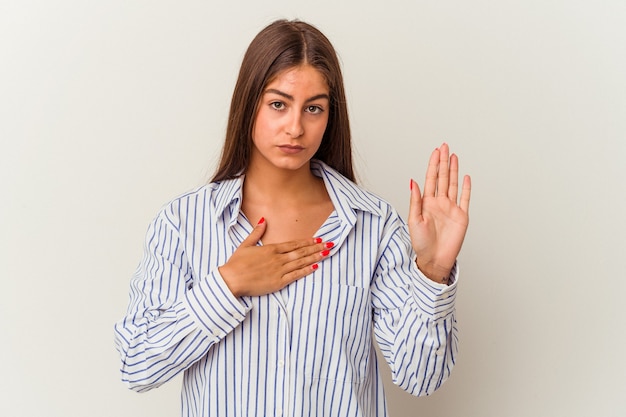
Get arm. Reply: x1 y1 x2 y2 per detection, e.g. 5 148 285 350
114 212 329 392
372 218 458 396
372 142 470 394
113 213 250 392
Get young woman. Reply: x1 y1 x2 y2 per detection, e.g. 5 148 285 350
115 19 471 417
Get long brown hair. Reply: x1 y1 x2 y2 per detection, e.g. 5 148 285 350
211 19 355 182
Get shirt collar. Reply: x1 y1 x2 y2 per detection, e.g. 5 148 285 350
211 159 386 223
211 175 244 227
310 160 385 223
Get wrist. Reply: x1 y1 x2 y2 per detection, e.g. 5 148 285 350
415 259 452 284
218 264 241 297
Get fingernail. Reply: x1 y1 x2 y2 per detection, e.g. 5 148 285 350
257 217 265 225
321 250 330 257
325 242 334 249
410 179 413 190
314 237 323 244
312 264 319 270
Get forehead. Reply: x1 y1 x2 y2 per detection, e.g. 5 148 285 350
265 65 329 94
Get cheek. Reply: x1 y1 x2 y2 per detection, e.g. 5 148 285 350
252 110 278 140
314 116 330 142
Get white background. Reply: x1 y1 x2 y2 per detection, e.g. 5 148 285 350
1 1 625 416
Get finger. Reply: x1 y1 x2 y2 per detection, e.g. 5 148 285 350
460 175 471 213
279 240 333 266
282 246 329 273
281 262 322 287
274 236 327 254
279 244 334 287
448 153 459 204
408 178 423 222
240 217 267 247
423 148 440 197
437 143 450 196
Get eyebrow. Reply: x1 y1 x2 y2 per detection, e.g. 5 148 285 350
264 88 330 103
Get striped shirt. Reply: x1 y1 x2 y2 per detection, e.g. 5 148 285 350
114 159 459 417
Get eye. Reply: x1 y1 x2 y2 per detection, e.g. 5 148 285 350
270 101 285 111
305 105 324 115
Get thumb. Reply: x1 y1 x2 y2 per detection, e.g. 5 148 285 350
408 179 423 223
241 217 267 247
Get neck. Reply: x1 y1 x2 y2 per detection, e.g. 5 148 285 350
244 160 321 203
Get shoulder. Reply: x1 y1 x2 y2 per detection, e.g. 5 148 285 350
159 183 217 212
152 179 240 231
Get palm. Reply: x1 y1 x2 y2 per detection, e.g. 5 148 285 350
408 144 471 282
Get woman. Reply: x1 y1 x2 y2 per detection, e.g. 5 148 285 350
114 19 471 417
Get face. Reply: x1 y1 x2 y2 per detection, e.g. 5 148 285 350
250 65 330 174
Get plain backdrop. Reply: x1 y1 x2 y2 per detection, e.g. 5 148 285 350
1 1 625 416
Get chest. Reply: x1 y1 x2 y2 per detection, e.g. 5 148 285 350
184 208 384 290
242 199 335 244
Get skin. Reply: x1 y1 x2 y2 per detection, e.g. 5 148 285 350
219 64 471 297
409 144 471 283
219 65 334 297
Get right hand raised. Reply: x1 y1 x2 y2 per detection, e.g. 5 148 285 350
219 218 333 297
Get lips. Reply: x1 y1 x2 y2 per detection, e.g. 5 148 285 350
278 144 305 154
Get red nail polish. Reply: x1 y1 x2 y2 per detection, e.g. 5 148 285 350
314 237 322 244
321 250 330 257
325 242 334 249
257 217 265 225
312 264 319 270
410 180 413 191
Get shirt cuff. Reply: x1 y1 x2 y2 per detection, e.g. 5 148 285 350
411 261 458 321
182 267 251 340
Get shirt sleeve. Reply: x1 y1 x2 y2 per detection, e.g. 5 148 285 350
371 213 459 397
113 212 251 392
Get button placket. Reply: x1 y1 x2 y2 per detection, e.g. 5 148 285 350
273 296 291 417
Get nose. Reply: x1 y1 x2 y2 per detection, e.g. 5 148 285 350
286 112 304 138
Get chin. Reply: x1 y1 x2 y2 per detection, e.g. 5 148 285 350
250 148 317 174
267 153 315 171
274 159 311 172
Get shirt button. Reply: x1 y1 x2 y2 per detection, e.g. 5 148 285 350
277 360 284 368
276 408 282 415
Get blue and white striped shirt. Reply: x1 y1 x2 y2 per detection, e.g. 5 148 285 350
114 159 459 417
